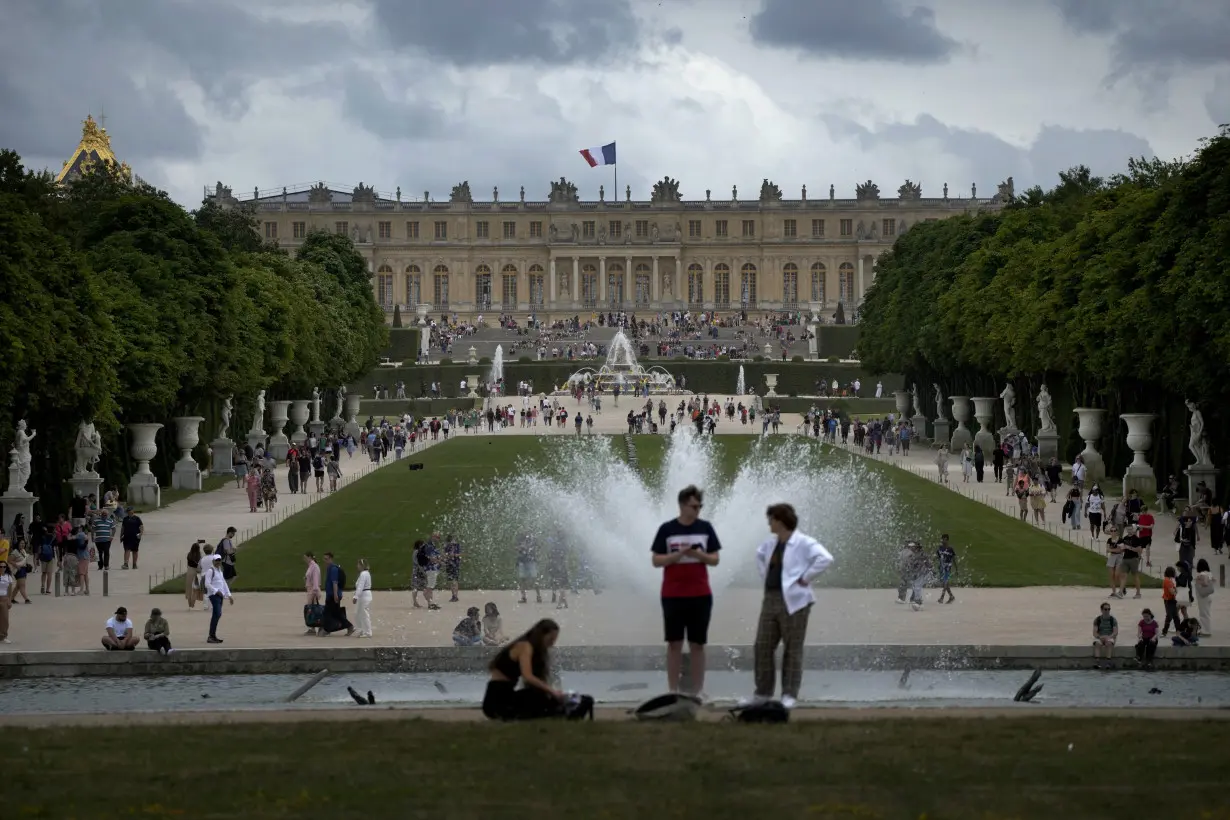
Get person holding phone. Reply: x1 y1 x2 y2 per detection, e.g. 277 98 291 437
650 485 722 698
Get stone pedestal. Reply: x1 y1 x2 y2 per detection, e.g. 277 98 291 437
0 493 37 539
171 416 205 491
807 324 818 359
68 472 104 503
949 396 972 452
932 419 951 446
1036 431 1060 460
467 375 481 399
764 373 779 397
289 400 310 446
247 431 266 454
1073 407 1106 481
210 439 235 476
971 397 997 456
910 414 929 442
1185 464 1220 506
268 401 292 460
344 394 363 439
1119 413 1157 498
308 420 326 440
126 423 163 509
419 320 431 362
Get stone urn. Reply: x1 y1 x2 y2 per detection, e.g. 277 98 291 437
893 390 911 419
171 416 205 491
467 375 481 398
764 342 773 358
468 346 478 366
289 400 310 446
344 393 363 439
1074 407 1106 481
764 373 779 397
269 400 292 459
127 422 163 508
949 396 972 452
1120 413 1157 497
971 397 998 456
416 303 430 326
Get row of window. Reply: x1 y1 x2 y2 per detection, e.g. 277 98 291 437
264 217 927 241
374 260 856 310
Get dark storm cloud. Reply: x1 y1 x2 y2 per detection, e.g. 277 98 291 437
1053 0 1230 74
339 69 448 142
825 114 1155 190
0 0 354 172
749 0 960 64
1207 75 1230 126
369 0 639 66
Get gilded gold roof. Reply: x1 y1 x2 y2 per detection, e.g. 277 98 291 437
56 114 131 184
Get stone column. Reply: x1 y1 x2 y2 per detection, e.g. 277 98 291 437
625 255 632 308
549 258 557 305
571 257 579 307
599 257 607 301
674 255 681 307
652 256 660 303
856 256 865 304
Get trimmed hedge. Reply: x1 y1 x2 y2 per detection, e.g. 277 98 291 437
763 397 897 416
357 397 479 418
356 361 902 399
815 325 860 358
382 328 421 362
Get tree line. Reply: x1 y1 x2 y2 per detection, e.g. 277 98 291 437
0 150 388 505
858 128 1230 485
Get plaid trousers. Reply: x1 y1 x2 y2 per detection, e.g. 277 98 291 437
754 592 812 699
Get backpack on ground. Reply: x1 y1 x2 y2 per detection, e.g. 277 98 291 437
631 693 702 722
303 603 324 628
729 701 790 724
563 694 595 721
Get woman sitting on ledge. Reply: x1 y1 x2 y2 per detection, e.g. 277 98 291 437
482 618 565 721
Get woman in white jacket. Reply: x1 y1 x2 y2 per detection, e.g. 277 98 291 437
745 503 834 710
352 558 373 638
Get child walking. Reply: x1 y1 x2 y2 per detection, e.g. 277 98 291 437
1161 566 1181 636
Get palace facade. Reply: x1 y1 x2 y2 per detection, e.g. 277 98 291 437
208 176 1010 320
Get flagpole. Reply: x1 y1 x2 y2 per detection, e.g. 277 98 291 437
614 163 618 204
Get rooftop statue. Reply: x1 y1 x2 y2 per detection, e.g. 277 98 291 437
759 179 782 202
855 180 880 201
651 176 682 204
450 181 473 204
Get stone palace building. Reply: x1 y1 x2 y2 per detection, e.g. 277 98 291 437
208 175 1011 320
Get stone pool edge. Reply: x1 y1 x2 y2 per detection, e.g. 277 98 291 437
3 644 1230 678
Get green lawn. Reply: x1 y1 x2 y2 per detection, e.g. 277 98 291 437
157 434 1114 592
5 718 1228 819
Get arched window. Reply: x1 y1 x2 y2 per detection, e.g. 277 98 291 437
782 262 798 309
405 264 422 307
376 264 394 309
501 264 519 309
528 264 545 307
740 263 757 308
581 264 598 309
838 262 855 305
810 262 826 304
475 264 492 309
634 262 651 307
713 263 731 309
432 264 449 308
607 263 625 308
687 263 704 307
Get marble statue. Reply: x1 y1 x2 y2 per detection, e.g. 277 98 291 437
311 387 321 422
73 421 102 474
1036 385 1056 433
1000 382 1016 428
335 386 346 419
13 419 36 492
933 383 946 420
252 389 266 432
662 270 674 297
910 383 920 414
1186 399 1211 465
217 396 233 440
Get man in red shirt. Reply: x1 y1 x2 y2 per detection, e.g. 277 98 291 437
1134 510 1154 570
651 485 722 696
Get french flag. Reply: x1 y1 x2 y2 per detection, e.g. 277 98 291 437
579 142 617 167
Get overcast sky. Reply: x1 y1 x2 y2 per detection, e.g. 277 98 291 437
4 0 1227 206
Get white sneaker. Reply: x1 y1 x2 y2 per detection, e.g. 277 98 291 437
781 695 797 710
911 602 922 611
895 597 906 604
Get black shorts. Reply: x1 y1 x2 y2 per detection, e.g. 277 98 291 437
661 595 713 645
1088 512 1102 528
1138 535 1152 548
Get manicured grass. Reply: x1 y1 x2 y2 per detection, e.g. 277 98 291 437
157 473 231 509
5 718 1228 819
162 433 1118 592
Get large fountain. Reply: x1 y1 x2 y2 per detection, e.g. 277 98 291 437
555 330 682 395
442 430 914 594
487 344 504 387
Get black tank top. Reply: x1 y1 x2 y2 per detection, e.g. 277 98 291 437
491 640 545 683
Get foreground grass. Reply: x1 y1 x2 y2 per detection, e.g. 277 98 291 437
5 718 1228 819
160 434 1113 592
